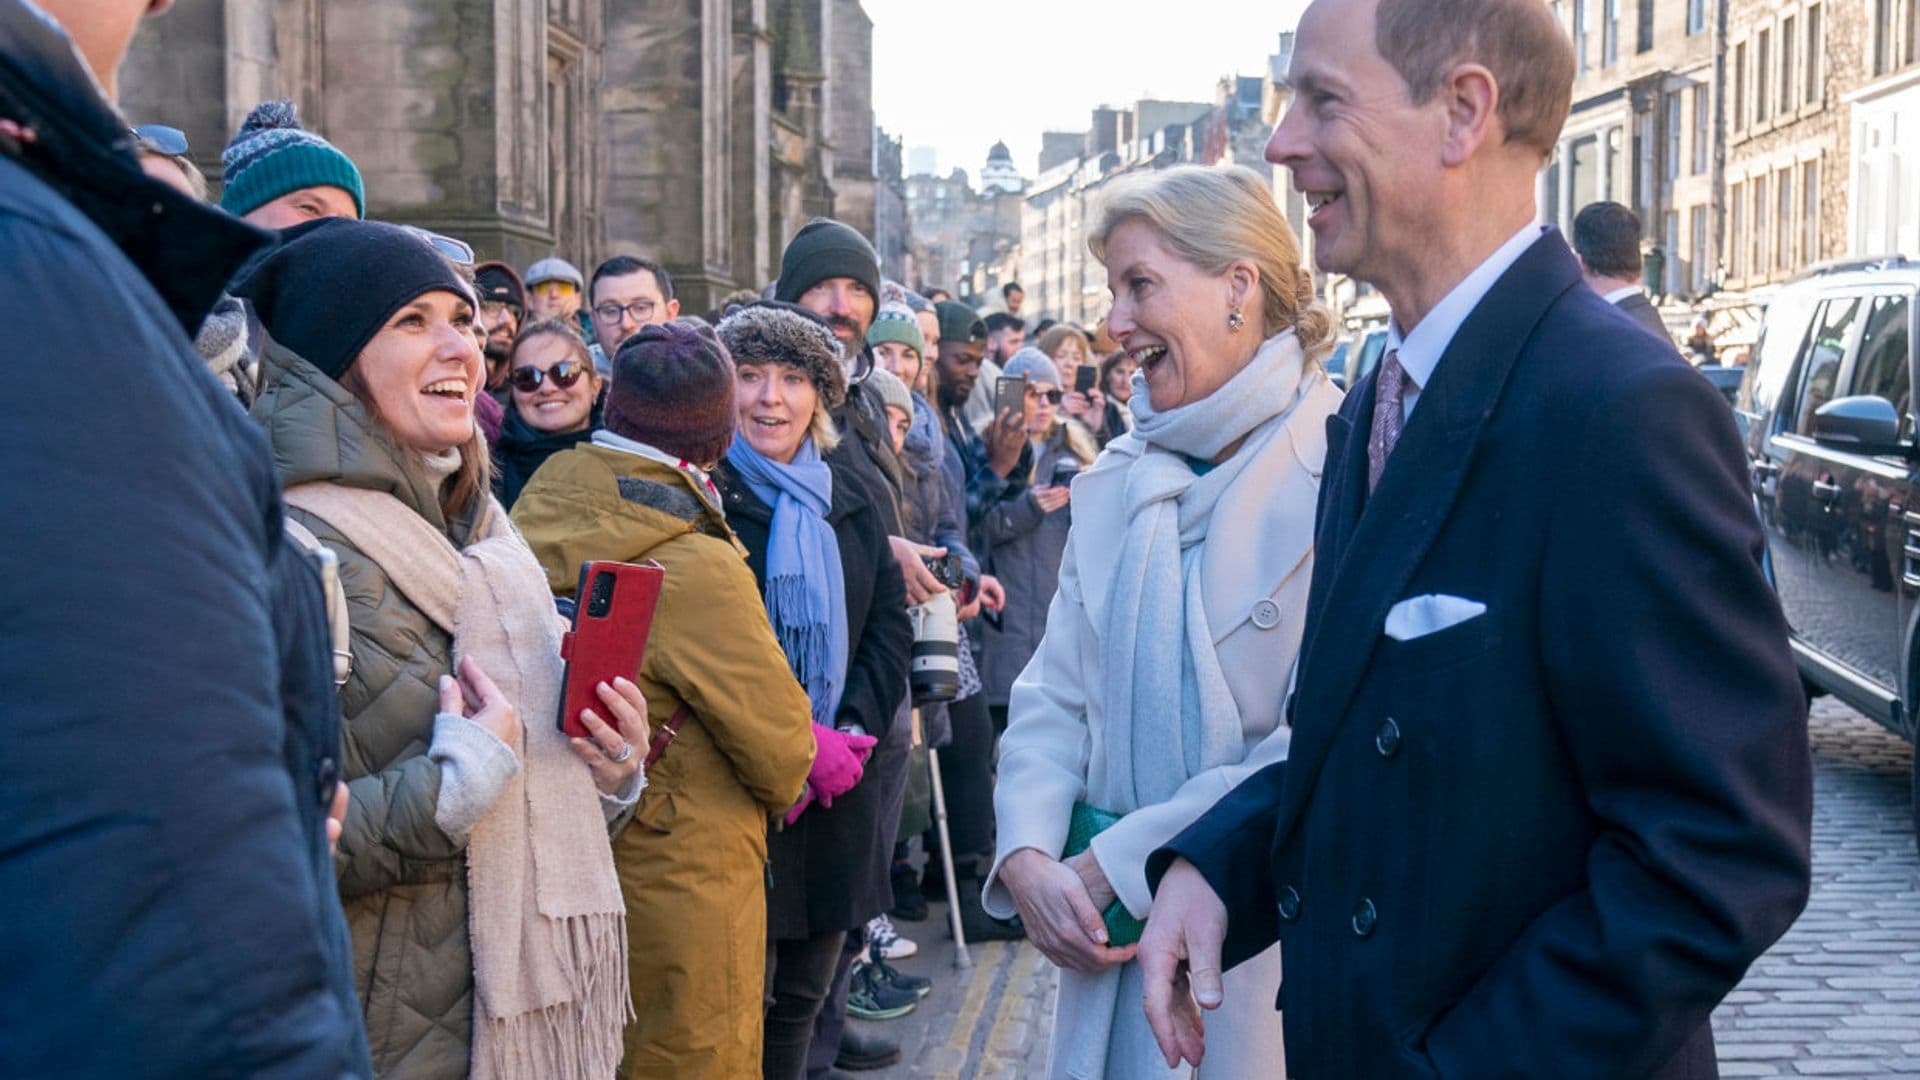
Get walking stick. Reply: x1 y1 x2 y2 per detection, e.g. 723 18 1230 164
925 741 972 969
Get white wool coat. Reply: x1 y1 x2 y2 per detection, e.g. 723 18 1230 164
983 372 1341 1079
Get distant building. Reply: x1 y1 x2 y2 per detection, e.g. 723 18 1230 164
905 144 1024 301
1845 4 1920 257
980 140 1027 196
121 0 878 312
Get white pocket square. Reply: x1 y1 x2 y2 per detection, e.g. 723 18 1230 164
1384 594 1488 642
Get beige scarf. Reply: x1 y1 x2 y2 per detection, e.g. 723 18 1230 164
284 482 630 1079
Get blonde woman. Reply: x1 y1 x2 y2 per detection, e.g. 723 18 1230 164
984 165 1341 1078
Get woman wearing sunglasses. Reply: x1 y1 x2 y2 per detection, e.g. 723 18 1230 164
493 318 604 509
977 348 1098 732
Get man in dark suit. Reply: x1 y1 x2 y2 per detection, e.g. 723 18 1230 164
1574 200 1676 346
1137 0 1813 1075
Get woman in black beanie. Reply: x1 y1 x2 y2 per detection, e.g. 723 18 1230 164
240 217 647 1079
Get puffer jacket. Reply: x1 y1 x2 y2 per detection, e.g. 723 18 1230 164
254 340 487 1079
510 442 815 1078
978 422 1096 705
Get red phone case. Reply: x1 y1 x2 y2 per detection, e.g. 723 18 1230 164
558 560 665 739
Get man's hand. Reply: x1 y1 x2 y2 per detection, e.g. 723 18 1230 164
1000 848 1138 974
978 575 1007 614
889 536 949 605
1139 858 1229 1070
986 407 1027 477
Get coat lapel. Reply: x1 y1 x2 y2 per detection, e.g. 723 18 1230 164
1276 233 1585 841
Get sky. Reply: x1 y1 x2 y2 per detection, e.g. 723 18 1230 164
866 0 1310 181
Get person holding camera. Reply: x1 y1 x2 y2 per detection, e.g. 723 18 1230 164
711 302 911 1080
983 165 1341 1078
978 348 1099 730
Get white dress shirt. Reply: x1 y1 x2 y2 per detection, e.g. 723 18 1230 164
1602 284 1643 305
1385 225 1546 422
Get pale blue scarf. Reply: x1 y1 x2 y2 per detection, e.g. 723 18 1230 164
726 436 849 727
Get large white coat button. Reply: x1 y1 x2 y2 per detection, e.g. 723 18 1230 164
1251 598 1282 630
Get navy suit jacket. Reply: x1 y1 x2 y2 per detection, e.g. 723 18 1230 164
1151 231 1812 1078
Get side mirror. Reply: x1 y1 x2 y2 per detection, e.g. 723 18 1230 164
1811 395 1911 456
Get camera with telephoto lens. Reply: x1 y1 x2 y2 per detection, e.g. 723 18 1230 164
908 552 967 703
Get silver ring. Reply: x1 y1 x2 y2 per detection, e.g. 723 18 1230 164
609 742 636 763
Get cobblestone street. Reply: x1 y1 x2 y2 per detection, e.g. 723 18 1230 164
864 699 1918 1077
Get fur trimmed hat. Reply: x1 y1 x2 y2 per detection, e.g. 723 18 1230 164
603 322 737 466
715 301 847 411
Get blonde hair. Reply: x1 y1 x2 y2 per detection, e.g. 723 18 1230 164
1036 324 1093 368
1089 164 1334 363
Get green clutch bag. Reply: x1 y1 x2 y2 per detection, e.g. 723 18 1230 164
1062 802 1148 948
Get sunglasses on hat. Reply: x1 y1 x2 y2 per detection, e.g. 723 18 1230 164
131 124 188 156
510 360 589 393
399 225 475 266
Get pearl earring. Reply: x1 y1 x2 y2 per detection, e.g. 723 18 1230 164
1228 308 1246 332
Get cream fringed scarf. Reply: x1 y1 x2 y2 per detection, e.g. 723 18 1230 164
283 481 630 1079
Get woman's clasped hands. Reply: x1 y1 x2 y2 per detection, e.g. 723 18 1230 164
1000 847 1139 974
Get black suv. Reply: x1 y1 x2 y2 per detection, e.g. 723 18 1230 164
1735 259 1919 845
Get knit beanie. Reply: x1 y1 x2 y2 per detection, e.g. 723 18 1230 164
1001 347 1063 388
473 261 526 311
866 367 913 419
220 101 365 219
865 302 925 356
774 218 881 307
603 322 738 466
231 217 475 382
935 300 988 346
717 301 848 411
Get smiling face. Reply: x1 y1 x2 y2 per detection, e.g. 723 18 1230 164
873 341 924 391
352 290 483 453
935 339 986 409
735 362 819 464
1102 219 1252 412
885 404 913 455
477 300 520 365
1266 0 1447 284
797 277 877 351
509 331 601 435
243 185 360 230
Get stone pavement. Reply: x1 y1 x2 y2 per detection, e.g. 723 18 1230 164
855 698 1917 1077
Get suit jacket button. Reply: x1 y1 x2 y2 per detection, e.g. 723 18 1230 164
1351 898 1378 938
315 755 340 807
1278 885 1302 922
1375 718 1402 758
1250 598 1282 630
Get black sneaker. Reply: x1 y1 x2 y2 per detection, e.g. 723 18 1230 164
846 959 917 1021
870 954 932 999
952 882 1026 942
890 864 929 922
834 1027 902 1071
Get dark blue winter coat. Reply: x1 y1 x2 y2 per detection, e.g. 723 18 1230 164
0 4 369 1074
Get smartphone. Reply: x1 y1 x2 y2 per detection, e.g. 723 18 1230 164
1074 365 1097 394
1051 457 1083 486
558 560 665 738
994 375 1027 423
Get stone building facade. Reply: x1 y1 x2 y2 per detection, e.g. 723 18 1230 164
1849 0 1920 258
905 160 1022 302
120 0 878 313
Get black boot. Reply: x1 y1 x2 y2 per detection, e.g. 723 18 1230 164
950 871 1025 942
835 1026 902 1071
890 861 928 922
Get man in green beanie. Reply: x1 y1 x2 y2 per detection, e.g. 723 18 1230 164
220 100 364 229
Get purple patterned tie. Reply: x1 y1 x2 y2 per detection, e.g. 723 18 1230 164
1368 349 1409 492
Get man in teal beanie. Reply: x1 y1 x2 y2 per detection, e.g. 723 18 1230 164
220 100 364 229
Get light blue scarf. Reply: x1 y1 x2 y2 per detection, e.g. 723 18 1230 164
1101 330 1310 809
726 436 849 727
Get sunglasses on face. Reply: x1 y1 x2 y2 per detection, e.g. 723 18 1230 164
510 360 589 392
399 224 475 266
1026 386 1064 405
131 123 188 156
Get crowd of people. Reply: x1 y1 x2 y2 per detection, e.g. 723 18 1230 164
6 0 1819 1078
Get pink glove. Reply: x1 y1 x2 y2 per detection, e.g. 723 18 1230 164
807 723 874 807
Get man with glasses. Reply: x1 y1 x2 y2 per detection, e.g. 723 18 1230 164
472 260 526 399
587 254 679 374
524 256 589 338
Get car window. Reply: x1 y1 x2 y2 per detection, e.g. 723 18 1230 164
1851 293 1912 429
1739 292 1816 421
1790 297 1862 436
1327 341 1350 377
1355 331 1387 384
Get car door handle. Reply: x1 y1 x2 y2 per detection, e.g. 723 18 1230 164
1812 479 1842 502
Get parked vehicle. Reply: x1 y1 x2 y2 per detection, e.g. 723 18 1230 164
1329 326 1388 392
1735 258 1920 847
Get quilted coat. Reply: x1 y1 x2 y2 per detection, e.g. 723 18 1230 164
254 340 487 1079
511 443 816 1078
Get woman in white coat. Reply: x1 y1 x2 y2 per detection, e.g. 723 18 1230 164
984 164 1341 1079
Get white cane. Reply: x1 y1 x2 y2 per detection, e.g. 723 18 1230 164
925 740 972 969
